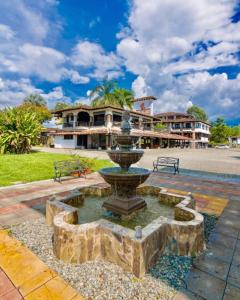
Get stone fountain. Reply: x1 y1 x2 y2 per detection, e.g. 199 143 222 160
99 110 151 215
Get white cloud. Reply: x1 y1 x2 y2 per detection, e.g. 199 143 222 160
118 0 240 119
132 72 240 120
71 41 122 79
0 1 60 44
0 78 42 108
89 16 101 29
0 78 71 110
0 24 15 40
41 86 71 108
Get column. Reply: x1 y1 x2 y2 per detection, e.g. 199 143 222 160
139 117 143 130
191 131 196 149
73 113 78 128
105 112 113 129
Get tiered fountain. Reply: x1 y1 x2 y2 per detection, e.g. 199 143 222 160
99 110 151 216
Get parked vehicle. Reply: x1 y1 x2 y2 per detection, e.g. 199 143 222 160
215 144 230 149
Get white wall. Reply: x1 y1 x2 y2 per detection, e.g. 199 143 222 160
54 135 76 149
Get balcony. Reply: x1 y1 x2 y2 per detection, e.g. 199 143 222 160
112 121 121 127
63 122 74 128
93 121 105 127
76 121 90 127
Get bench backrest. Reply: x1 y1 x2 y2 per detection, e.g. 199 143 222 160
157 157 179 164
54 160 82 171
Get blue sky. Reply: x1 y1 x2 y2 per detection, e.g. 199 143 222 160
0 0 239 123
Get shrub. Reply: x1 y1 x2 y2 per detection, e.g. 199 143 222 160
0 107 42 154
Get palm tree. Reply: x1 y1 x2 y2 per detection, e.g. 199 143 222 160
90 79 134 109
112 88 134 109
90 78 117 107
23 94 47 107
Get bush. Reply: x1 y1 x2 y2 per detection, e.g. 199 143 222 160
0 107 42 154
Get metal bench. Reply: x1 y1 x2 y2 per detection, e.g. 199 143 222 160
153 157 179 174
54 159 86 182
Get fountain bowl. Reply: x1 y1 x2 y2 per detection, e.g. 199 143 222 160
107 150 144 170
115 135 139 149
99 167 150 187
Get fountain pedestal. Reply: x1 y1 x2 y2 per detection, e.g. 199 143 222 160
99 110 150 216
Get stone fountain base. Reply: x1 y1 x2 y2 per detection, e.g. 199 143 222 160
99 167 151 216
46 183 205 278
102 195 146 216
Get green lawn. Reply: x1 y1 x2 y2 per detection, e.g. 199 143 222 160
0 152 113 187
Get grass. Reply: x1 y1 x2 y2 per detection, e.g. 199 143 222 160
0 152 113 187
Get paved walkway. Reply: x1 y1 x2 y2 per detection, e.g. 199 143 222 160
0 171 240 299
0 173 104 227
0 229 84 300
36 147 240 175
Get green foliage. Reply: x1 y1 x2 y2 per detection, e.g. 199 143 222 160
23 94 47 107
210 117 229 144
187 105 208 122
228 125 240 137
154 122 167 131
0 152 113 186
54 102 72 110
0 107 42 154
19 103 51 123
90 79 134 109
112 88 134 109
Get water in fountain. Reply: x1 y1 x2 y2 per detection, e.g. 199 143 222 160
99 110 151 216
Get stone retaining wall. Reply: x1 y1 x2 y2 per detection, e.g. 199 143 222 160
47 183 205 277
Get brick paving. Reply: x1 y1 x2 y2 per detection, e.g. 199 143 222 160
0 173 104 227
148 172 240 300
0 229 84 300
0 171 240 299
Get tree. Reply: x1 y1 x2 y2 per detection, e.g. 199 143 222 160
19 103 51 123
112 88 134 109
210 117 229 144
229 125 240 137
23 94 47 107
187 105 208 122
90 78 117 107
154 122 167 131
0 107 42 154
54 102 72 110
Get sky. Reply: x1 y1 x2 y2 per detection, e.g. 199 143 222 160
0 0 240 123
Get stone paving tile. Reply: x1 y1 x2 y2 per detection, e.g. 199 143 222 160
228 264 240 289
0 288 23 300
186 267 226 300
224 283 240 300
173 288 204 299
233 242 240 265
0 268 15 296
212 223 239 239
193 254 230 280
217 217 240 231
205 243 235 263
208 233 237 251
0 230 84 300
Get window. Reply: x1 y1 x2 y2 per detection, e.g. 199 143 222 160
64 135 73 140
185 123 191 128
174 123 180 129
195 123 201 128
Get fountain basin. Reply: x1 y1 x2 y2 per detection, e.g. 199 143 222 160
99 167 151 215
107 150 144 170
47 184 205 278
99 167 150 186
115 135 139 149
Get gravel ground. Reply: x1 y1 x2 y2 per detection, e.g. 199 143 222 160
10 213 217 299
10 217 176 300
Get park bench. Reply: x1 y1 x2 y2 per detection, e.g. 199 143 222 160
153 157 179 174
54 159 87 182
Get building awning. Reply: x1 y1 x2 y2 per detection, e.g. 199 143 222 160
51 127 191 140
